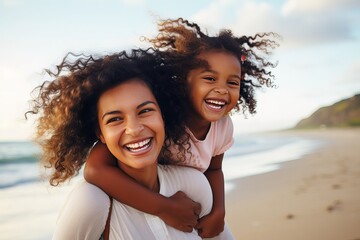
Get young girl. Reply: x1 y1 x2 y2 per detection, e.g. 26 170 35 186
85 18 279 238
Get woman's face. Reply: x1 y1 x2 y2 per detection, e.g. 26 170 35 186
97 78 165 173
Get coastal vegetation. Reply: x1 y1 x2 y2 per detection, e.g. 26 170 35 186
294 94 360 129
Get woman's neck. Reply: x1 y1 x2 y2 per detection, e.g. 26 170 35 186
118 162 160 192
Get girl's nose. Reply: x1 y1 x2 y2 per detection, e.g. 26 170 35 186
125 122 144 136
214 87 229 94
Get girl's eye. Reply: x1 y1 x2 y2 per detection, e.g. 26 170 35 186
204 76 215 81
106 117 122 124
228 80 240 86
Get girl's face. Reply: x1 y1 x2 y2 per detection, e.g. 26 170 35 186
97 78 165 175
186 51 241 123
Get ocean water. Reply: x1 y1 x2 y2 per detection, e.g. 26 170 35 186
0 133 324 239
0 141 41 189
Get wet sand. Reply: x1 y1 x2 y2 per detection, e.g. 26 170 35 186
225 128 360 240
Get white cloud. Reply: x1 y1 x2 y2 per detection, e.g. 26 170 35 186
281 0 360 46
227 0 359 48
191 0 236 31
231 2 280 35
282 0 360 16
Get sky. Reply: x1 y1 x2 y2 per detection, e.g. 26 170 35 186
0 0 359 141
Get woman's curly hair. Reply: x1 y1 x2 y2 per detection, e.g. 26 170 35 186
26 48 190 186
145 17 280 115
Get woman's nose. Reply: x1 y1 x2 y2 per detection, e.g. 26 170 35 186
125 121 144 136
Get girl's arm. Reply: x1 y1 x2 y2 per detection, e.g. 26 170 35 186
84 141 201 232
195 153 226 238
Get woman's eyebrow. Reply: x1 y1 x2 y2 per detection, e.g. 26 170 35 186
102 101 157 120
137 100 156 109
102 110 121 120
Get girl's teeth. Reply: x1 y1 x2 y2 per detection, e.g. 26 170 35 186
208 105 221 110
205 99 226 109
206 99 225 106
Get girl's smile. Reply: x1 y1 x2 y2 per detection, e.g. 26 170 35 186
204 98 228 111
186 50 241 125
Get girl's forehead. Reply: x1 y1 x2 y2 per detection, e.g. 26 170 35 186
197 50 238 60
195 50 241 69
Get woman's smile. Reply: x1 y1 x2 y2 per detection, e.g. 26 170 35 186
97 78 165 172
124 137 152 154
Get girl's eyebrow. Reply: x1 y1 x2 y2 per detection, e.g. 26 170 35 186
230 74 241 80
201 69 241 80
200 68 215 74
102 101 156 120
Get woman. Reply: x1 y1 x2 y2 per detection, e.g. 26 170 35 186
27 49 216 239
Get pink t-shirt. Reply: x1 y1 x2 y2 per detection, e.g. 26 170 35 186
177 115 234 173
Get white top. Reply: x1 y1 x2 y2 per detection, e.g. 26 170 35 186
52 165 234 240
176 115 234 172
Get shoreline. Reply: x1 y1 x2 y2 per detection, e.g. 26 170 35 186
225 128 360 240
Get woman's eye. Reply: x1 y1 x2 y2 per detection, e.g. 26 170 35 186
139 108 154 115
106 117 122 124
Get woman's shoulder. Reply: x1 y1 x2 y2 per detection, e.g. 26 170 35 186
158 165 210 191
158 164 203 178
158 165 213 217
60 181 111 218
158 165 209 187
53 181 110 240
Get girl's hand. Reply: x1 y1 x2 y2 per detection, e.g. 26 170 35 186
195 210 225 238
159 191 201 232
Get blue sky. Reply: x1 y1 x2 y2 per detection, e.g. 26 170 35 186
0 0 359 140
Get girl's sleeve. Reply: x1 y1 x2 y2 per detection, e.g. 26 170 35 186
214 115 234 156
52 181 110 240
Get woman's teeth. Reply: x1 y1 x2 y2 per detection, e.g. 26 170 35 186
125 138 151 152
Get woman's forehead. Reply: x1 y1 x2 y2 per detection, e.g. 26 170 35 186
97 79 156 111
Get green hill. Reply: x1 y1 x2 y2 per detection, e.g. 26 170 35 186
294 94 360 129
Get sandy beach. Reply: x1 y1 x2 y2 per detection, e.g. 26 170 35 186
225 128 360 240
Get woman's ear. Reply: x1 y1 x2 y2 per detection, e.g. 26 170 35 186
96 128 106 144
